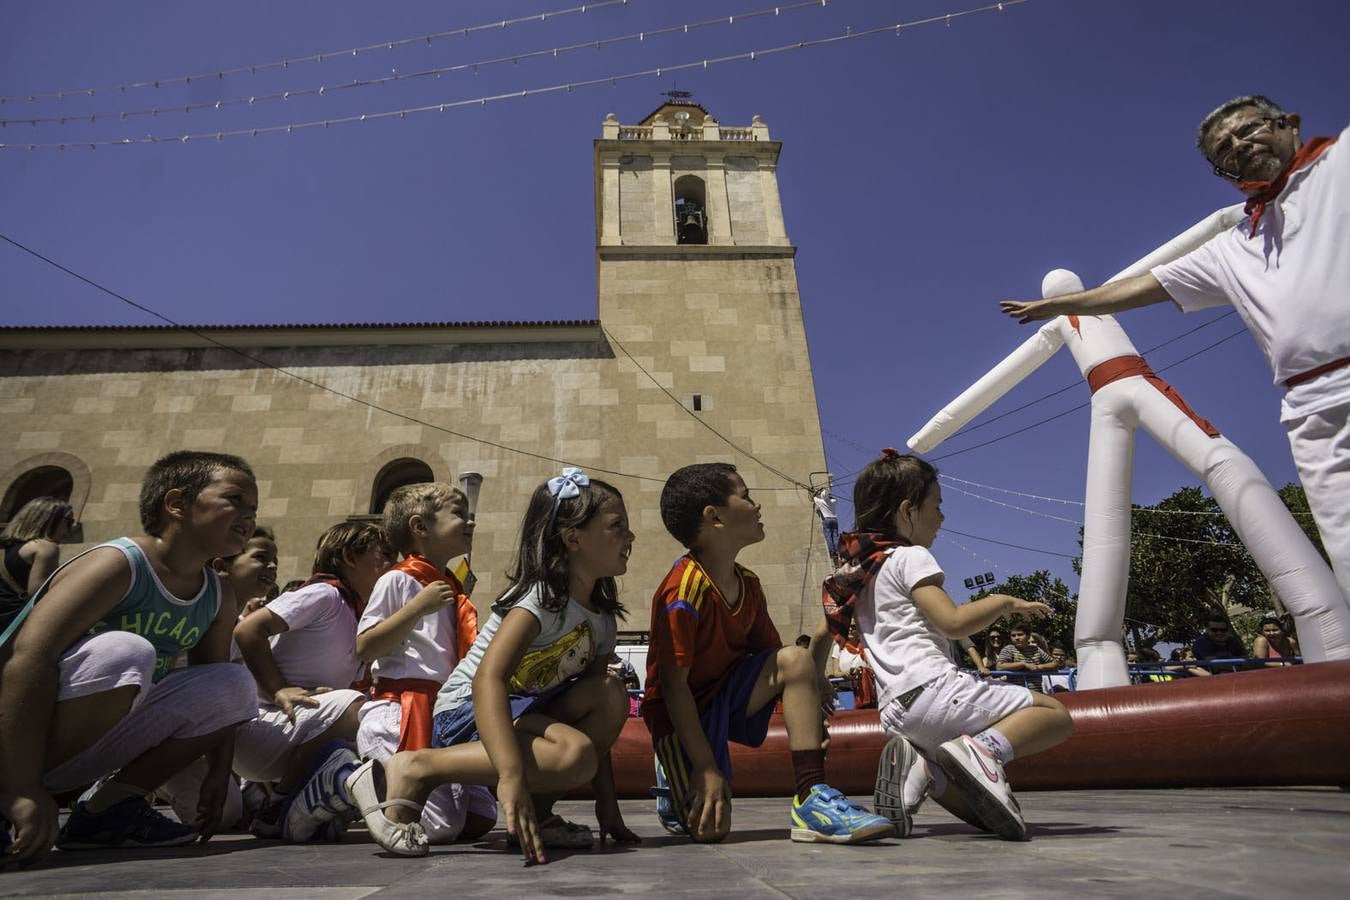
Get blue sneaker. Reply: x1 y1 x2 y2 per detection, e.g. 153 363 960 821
790 784 895 844
651 757 686 835
283 742 361 842
57 796 197 849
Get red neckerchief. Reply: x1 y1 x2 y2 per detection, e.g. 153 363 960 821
1239 136 1337 238
302 572 363 616
821 531 910 646
391 554 478 663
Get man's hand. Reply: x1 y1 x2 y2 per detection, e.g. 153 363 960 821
272 685 325 723
410 582 457 617
685 766 731 842
195 763 231 842
999 299 1055 324
595 801 641 845
1 787 59 867
498 775 544 864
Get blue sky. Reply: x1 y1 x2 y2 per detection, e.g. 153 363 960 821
3 0 1348 594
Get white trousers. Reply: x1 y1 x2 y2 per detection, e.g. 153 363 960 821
1286 399 1350 612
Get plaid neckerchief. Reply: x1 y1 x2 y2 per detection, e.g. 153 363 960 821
821 531 910 645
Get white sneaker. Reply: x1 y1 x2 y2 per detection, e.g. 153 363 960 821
873 736 928 837
934 735 1026 841
284 742 361 843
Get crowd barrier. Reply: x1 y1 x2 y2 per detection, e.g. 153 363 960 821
593 659 1350 798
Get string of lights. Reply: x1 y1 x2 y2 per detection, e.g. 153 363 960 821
0 0 1028 150
0 0 638 104
0 0 844 128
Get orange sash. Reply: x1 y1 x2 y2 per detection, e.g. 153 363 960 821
1086 355 1220 437
373 677 441 751
391 554 479 662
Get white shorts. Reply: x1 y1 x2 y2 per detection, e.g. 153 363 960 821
233 689 365 783
879 668 1033 755
356 699 497 843
44 634 258 793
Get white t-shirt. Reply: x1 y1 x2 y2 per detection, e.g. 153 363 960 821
854 545 955 708
829 642 864 673
1152 124 1350 423
261 582 364 699
433 583 617 717
358 570 460 684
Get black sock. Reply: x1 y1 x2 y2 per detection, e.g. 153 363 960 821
791 749 826 803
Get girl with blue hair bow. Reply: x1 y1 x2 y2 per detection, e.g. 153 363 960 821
346 468 639 863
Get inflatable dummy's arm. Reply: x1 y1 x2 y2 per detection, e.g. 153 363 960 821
907 203 1246 454
908 323 1064 453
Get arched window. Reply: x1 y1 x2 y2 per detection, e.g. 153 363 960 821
673 175 708 245
369 458 435 515
0 465 74 522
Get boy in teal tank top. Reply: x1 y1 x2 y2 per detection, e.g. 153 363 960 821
0 451 261 864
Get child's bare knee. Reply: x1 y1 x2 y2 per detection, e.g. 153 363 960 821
598 673 630 722
554 732 599 785
776 645 815 684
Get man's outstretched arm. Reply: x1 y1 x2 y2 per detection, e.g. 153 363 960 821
1000 273 1173 323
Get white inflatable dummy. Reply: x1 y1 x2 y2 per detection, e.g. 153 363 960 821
909 206 1350 688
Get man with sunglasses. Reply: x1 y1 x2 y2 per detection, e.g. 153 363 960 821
1000 95 1350 613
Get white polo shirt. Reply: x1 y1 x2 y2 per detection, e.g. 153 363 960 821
1152 124 1350 423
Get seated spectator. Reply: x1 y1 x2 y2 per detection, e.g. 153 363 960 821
981 627 1007 670
1192 616 1245 661
1030 631 1050 654
954 636 990 676
1049 645 1074 669
997 624 1057 673
1166 646 1212 678
1136 647 1173 682
1251 616 1301 667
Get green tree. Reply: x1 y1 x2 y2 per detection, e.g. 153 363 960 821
1069 483 1317 647
971 570 1077 652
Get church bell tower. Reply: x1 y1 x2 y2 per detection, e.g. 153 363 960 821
592 95 829 631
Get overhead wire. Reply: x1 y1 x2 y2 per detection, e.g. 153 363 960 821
948 310 1238 438
601 325 809 490
0 230 676 483
0 0 1029 150
0 0 845 128
928 325 1249 461
0 0 638 104
938 472 1317 518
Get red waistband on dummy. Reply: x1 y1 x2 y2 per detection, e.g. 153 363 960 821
373 677 442 752
1284 356 1350 390
1086 355 1220 437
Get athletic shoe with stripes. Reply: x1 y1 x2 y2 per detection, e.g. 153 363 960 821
284 742 361 843
934 735 1027 841
873 735 929 837
790 784 895 844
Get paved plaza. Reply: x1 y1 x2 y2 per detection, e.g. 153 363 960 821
3 787 1347 899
